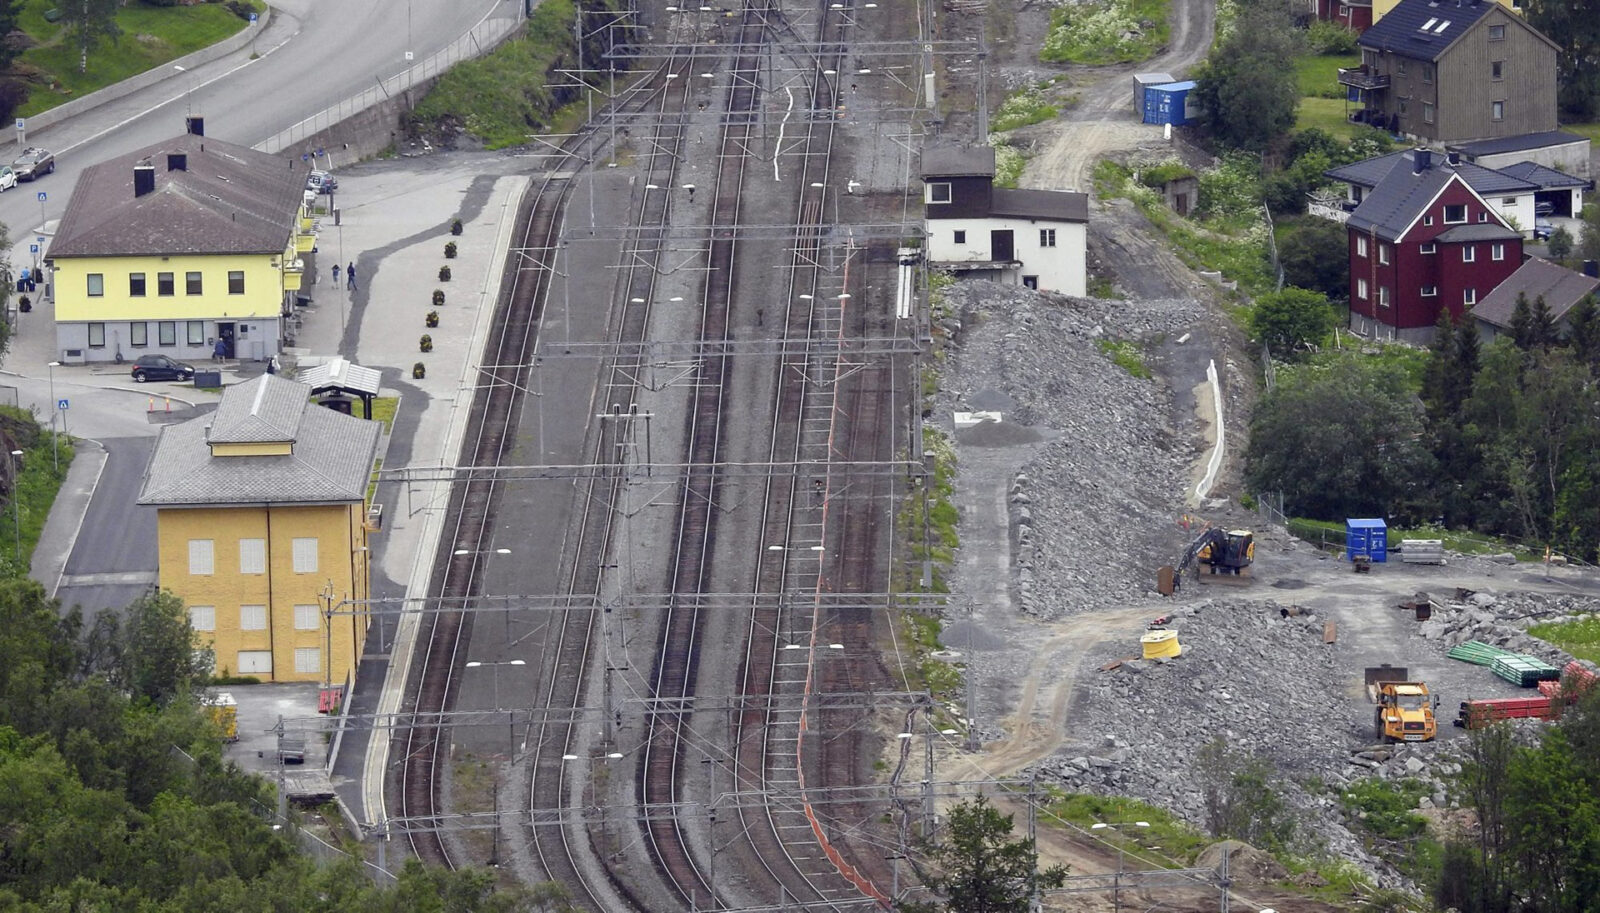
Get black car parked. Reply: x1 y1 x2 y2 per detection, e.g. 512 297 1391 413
131 354 195 383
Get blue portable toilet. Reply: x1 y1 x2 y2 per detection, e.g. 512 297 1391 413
1144 81 1197 126
1346 518 1388 563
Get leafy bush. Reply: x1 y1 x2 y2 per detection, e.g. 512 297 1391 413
1136 160 1195 189
991 87 1057 132
1198 153 1264 224
1341 778 1430 841
992 139 1025 188
1248 287 1338 356
1304 19 1359 54
1040 0 1169 65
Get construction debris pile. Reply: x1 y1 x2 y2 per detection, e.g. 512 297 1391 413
1414 589 1594 667
937 281 1205 617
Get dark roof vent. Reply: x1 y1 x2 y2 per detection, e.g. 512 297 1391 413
186 116 204 137
134 164 156 198
167 153 187 172
1414 148 1433 173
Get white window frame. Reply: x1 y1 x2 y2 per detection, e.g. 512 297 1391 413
1378 286 1391 307
1377 244 1390 265
1423 102 1435 124
294 604 321 631
1421 285 1438 297
1357 278 1369 300
239 538 266 575
1491 101 1504 122
1356 236 1368 257
294 647 321 675
188 539 214 576
1421 242 1437 254
1492 243 1505 261
1039 228 1057 248
240 604 268 631
1444 204 1467 224
1464 288 1477 306
189 605 216 631
1462 245 1476 263
925 182 952 204
292 537 319 574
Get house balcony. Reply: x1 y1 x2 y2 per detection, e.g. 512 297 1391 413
295 232 316 254
283 258 304 291
1337 66 1390 91
1307 192 1355 224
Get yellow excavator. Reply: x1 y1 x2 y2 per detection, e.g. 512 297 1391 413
1178 526 1255 585
1366 666 1440 742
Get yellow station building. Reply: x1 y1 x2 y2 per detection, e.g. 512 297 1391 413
138 375 381 685
48 124 316 365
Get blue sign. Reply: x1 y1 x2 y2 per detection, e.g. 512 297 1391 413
57 399 68 412
28 244 37 254
249 12 257 22
36 192 45 202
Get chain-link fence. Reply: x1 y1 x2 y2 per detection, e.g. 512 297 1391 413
256 15 524 156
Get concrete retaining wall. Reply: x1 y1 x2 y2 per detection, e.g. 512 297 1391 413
276 80 441 165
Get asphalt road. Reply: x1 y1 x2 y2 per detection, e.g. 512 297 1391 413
55 436 160 614
0 0 511 240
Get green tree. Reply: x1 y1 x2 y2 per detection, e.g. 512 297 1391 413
1567 294 1600 373
1547 225 1574 262
1194 739 1296 851
1580 204 1600 264
1510 293 1557 352
1244 357 1437 521
1525 0 1600 120
1275 217 1349 303
1248 287 1339 356
95 589 213 706
903 795 1067 913
62 0 122 74
1192 9 1301 152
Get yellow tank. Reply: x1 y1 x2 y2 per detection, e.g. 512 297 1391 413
1141 629 1182 659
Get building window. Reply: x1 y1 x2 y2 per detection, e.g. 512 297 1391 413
129 273 146 296
926 182 952 204
1424 216 1434 226
1039 229 1057 248
1423 65 1434 85
1399 99 1409 116
1421 242 1437 254
240 605 268 631
228 270 245 294
953 230 966 244
1479 212 1490 223
188 539 214 575
1464 288 1477 306
1422 285 1438 297
1378 286 1391 307
185 272 203 295
1357 278 1369 300
157 272 175 296
86 273 104 297
1488 23 1505 39
187 321 206 345
1378 244 1390 265
1423 103 1435 124
1492 101 1504 121
239 538 266 575
1022 275 1039 289
190 606 216 631
87 323 105 348
294 605 321 631
158 321 176 346
1491 60 1503 80
1502 197 1517 205
1397 60 1408 78
237 651 272 675
1463 245 1476 263
1356 236 1368 257
130 323 148 347
1444 204 1467 224
292 537 319 574
1492 243 1505 260
294 648 321 675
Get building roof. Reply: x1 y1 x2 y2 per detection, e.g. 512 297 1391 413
1448 130 1589 157
138 375 380 507
1358 0 1497 61
1473 257 1600 329
1494 160 1593 190
1434 223 1521 242
921 145 996 179
51 132 309 258
1346 155 1461 241
991 187 1089 223
298 356 383 399
1326 149 1538 195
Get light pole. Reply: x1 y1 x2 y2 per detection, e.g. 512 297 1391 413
1092 820 1150 913
464 658 526 747
46 361 60 474
10 449 23 563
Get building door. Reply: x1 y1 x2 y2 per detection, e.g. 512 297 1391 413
217 321 236 358
991 229 1014 262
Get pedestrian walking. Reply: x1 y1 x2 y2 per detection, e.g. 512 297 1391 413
213 338 227 363
346 262 357 292
332 263 342 289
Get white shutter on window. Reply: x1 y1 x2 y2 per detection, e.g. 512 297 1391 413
188 539 214 575
240 605 268 631
189 605 216 631
237 651 273 674
239 538 266 574
294 648 321 675
294 604 321 630
292 538 319 573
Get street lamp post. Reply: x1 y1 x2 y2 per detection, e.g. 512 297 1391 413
464 658 526 747
1091 820 1150 913
10 449 23 563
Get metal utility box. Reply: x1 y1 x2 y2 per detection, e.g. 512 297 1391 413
1143 81 1197 126
1133 72 1177 116
1346 518 1388 563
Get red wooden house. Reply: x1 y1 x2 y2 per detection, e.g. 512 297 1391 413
1346 148 1523 342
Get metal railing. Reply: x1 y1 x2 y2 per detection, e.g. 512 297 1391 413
256 14 524 156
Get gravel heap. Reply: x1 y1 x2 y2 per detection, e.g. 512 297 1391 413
1415 588 1599 667
939 281 1205 616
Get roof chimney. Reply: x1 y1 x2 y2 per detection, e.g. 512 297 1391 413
1446 151 1461 165
186 116 204 137
167 153 186 172
1413 148 1432 173
134 163 156 198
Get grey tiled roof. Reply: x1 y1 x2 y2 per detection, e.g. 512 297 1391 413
1434 223 1520 242
1448 130 1587 157
1494 160 1592 190
921 145 996 179
1358 0 1496 61
138 376 380 507
1327 149 1536 194
1346 159 1458 241
1473 257 1600 328
991 188 1089 223
297 357 382 398
51 132 310 258
1325 151 1410 188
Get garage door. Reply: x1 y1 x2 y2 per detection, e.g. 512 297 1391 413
238 650 273 675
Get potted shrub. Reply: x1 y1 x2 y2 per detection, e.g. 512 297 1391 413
426 310 439 328
419 334 433 353
432 289 445 307
412 362 426 379
438 265 452 282
450 217 463 236
444 241 457 259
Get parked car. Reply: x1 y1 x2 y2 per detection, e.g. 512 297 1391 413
131 354 195 383
1534 217 1554 241
12 147 54 181
306 170 337 194
0 167 15 192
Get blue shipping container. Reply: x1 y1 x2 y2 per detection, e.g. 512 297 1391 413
1134 73 1177 116
1143 81 1196 126
1346 518 1388 563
